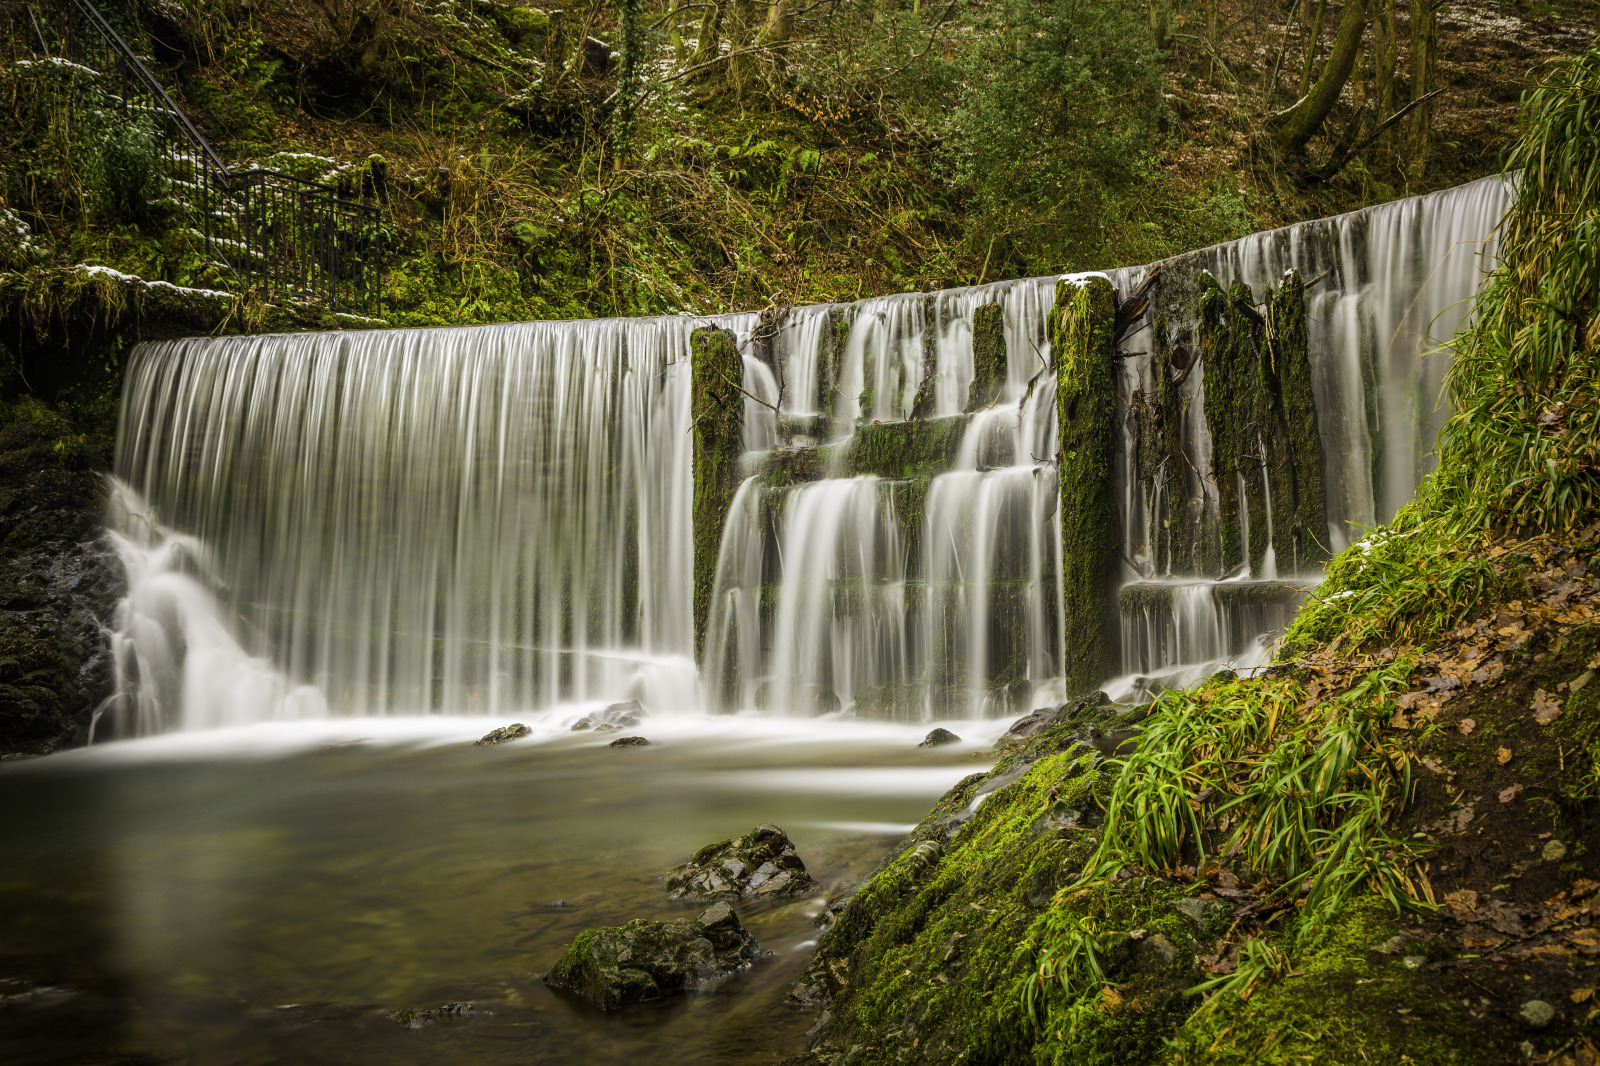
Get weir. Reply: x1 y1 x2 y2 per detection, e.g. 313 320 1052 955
102 177 1509 736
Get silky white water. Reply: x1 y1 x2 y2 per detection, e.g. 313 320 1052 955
104 179 1508 735
111 315 752 732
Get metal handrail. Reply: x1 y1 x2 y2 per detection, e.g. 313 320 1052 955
22 0 384 316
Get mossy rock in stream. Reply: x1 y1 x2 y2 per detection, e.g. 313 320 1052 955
543 901 761 1011
666 823 820 901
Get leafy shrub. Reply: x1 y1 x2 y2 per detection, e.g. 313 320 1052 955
84 111 167 226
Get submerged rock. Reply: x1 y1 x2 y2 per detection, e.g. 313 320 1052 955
609 735 650 748
572 699 646 732
918 727 961 748
542 902 760 1010
384 1002 476 1029
475 723 531 746
754 682 841 717
666 823 820 901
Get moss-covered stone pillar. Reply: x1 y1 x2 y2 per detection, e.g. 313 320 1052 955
967 302 1006 411
1153 315 1196 575
1198 275 1269 576
691 326 742 663
1267 269 1330 567
1051 275 1119 695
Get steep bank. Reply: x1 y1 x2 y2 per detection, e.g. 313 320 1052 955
784 45 1600 1066
0 403 122 757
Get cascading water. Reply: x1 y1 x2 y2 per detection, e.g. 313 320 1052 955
103 178 1508 735
709 177 1509 715
108 315 752 734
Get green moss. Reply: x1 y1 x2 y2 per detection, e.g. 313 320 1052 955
1118 582 1174 619
968 302 1006 411
801 721 1200 1066
759 445 825 487
830 415 971 479
1267 271 1330 567
1052 276 1119 694
1169 900 1502 1065
691 326 742 662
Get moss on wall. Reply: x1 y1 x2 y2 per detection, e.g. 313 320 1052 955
691 326 743 662
968 302 1005 412
1268 270 1330 567
832 415 971 480
1051 276 1119 694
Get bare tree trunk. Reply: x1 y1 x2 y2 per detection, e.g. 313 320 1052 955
1406 0 1439 185
669 0 690 62
728 0 756 98
759 0 792 60
1374 0 1397 119
693 0 723 68
1298 0 1329 96
1149 0 1173 49
544 8 570 86
1273 0 1368 154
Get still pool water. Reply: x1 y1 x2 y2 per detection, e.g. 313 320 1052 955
0 715 1000 1065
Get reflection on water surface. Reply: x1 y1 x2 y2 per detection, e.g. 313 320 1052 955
0 716 997 1065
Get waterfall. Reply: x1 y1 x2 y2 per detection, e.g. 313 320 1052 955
104 178 1507 735
109 315 752 732
710 177 1508 715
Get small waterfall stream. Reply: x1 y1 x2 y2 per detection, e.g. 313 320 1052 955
102 178 1508 735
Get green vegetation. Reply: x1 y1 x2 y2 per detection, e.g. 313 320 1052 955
796 43 1600 1065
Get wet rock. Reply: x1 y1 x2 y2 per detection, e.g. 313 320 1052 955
542 903 760 1010
385 1002 476 1029
572 700 646 732
1134 933 1179 973
1520 999 1556 1028
1172 898 1229 927
475 723 531 746
608 736 650 748
1083 722 1142 758
667 823 820 901
919 727 961 748
0 415 125 757
993 691 1110 751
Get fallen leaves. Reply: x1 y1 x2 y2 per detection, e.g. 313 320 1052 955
1533 688 1564 725
1496 746 1513 765
1445 805 1475 833
1574 986 1596 1004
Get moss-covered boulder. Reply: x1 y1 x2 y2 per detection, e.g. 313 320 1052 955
542 901 761 1011
666 823 820 901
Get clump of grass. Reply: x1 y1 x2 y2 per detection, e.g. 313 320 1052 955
1187 937 1293 1015
1432 48 1600 538
1081 656 1431 929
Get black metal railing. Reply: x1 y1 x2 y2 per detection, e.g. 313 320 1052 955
22 0 383 316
